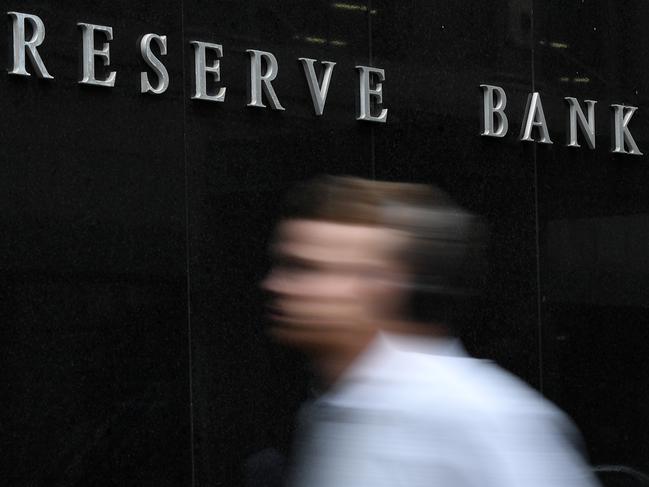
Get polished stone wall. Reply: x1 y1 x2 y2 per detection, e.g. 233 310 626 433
2 1 647 485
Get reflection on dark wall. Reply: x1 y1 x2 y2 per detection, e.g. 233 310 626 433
1 0 191 485
535 0 649 476
546 215 649 307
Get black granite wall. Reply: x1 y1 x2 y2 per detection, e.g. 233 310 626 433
2 1 647 485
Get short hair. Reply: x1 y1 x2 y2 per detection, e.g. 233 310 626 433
280 176 487 330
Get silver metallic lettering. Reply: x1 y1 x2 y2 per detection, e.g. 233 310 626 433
611 104 642 155
298 58 336 116
246 49 284 110
520 92 552 144
78 23 116 87
480 84 508 137
356 65 388 123
191 41 226 102
140 34 169 95
565 98 596 149
8 11 53 79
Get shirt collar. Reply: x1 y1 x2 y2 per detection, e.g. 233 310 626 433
321 331 467 402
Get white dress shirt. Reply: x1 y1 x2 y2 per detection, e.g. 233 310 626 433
289 333 600 487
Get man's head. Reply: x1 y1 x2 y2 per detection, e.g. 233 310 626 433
262 176 485 353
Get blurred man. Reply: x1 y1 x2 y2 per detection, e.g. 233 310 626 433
262 176 599 487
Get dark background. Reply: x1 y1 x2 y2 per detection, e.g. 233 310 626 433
1 1 648 485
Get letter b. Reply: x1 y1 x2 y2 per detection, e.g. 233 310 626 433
480 84 508 137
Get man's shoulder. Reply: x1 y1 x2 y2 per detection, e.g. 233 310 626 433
326 334 561 425
387 347 561 424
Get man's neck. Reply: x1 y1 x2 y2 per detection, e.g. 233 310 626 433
309 321 450 387
383 319 450 338
311 332 378 388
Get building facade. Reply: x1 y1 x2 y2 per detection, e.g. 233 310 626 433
3 1 649 485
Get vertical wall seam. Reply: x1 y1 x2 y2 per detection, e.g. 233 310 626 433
179 0 197 484
368 0 376 179
530 0 544 394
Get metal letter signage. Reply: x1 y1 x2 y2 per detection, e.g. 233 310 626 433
140 34 169 95
8 11 53 79
8 8 649 157
611 104 642 155
520 92 552 144
299 58 336 116
247 49 284 110
191 41 226 102
356 65 388 123
565 98 596 149
480 84 508 137
3 11 395 124
78 23 116 87
478 85 644 157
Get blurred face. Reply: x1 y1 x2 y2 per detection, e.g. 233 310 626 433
262 219 408 352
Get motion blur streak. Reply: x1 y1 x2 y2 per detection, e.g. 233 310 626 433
263 176 600 487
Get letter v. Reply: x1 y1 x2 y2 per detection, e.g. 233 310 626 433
298 58 336 116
